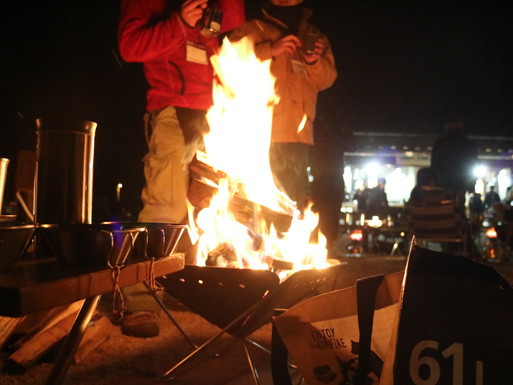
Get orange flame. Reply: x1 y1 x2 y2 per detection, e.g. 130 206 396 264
192 37 328 274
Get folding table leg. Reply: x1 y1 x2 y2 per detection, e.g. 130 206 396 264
45 295 101 385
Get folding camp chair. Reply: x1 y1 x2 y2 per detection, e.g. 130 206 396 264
405 202 471 256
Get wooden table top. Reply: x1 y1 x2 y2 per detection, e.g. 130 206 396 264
0 254 184 317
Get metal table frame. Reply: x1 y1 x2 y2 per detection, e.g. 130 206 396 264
0 254 184 385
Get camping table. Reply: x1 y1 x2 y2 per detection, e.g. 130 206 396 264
0 253 184 385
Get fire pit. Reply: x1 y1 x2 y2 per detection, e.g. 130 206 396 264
158 262 344 383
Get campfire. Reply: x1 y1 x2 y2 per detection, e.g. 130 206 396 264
188 37 329 276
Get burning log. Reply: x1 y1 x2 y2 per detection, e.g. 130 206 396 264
189 151 294 232
206 242 238 267
228 193 293 235
187 150 328 270
188 177 218 209
187 152 227 209
268 257 294 272
189 152 226 184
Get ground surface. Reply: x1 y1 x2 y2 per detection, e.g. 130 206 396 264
1 250 511 385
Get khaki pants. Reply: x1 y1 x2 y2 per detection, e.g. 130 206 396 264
139 106 189 223
123 105 206 313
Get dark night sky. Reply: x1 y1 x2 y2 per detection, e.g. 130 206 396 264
315 2 513 136
1 1 512 217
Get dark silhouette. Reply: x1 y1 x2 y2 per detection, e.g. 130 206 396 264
505 186 513 205
408 167 453 206
364 178 389 219
430 115 478 211
469 191 485 232
484 185 501 209
353 187 368 213
469 192 485 217
310 115 353 256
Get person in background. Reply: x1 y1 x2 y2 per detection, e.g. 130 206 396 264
469 192 485 232
364 177 389 219
309 114 353 257
352 185 367 213
408 166 453 206
229 0 337 216
484 185 501 210
505 186 513 206
430 114 478 213
117 0 245 338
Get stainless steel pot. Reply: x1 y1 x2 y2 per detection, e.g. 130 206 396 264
34 118 97 224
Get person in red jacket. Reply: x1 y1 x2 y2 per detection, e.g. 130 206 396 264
118 0 245 338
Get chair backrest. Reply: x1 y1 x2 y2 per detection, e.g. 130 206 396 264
405 202 465 242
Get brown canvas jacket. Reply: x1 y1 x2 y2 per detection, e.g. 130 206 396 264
229 7 337 144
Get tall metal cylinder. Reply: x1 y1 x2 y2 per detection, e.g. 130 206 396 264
34 118 97 224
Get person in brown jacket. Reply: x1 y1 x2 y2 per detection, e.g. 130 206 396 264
229 0 337 214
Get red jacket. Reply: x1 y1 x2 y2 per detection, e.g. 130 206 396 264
118 0 245 111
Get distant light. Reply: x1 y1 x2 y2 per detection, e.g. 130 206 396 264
474 165 487 178
116 183 123 202
485 227 497 239
364 162 381 177
368 216 383 228
350 229 363 241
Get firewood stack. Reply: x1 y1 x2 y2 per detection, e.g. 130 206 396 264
0 301 115 373
187 151 296 268
188 151 295 233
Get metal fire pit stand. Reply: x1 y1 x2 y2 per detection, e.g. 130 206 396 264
157 263 345 385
